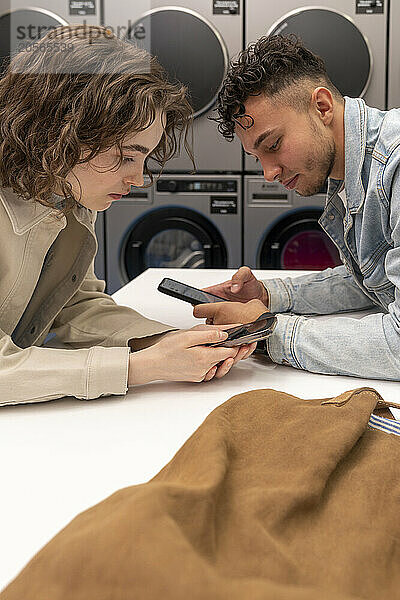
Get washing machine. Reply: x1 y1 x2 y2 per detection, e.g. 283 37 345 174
245 0 388 172
244 176 341 270
105 175 242 294
0 1 101 72
102 0 242 173
388 0 400 109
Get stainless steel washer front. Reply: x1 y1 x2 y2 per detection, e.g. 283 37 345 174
103 1 242 172
0 0 101 72
245 0 388 172
105 175 242 294
244 176 341 271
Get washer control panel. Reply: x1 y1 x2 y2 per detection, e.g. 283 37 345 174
356 0 384 14
157 180 237 193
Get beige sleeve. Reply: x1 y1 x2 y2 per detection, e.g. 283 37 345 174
1 261 174 405
0 324 131 406
50 259 173 349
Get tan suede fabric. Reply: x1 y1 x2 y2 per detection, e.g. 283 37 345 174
2 387 400 600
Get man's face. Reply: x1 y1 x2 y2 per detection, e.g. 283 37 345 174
236 94 336 197
66 112 165 211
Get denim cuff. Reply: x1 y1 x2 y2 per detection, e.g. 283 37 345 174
261 278 292 313
266 313 306 369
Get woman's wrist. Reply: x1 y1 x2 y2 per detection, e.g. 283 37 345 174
128 348 158 386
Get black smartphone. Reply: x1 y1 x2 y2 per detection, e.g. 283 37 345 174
157 277 227 305
209 313 277 347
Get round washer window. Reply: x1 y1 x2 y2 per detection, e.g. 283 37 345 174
128 8 228 117
280 229 341 270
124 207 227 280
259 210 342 271
269 8 371 97
145 229 205 269
0 9 67 73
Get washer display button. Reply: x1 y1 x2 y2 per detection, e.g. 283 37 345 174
356 0 384 14
210 196 238 214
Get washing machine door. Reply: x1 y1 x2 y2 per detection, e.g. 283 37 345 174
268 7 371 97
259 210 341 270
128 7 228 118
0 8 67 73
124 207 227 280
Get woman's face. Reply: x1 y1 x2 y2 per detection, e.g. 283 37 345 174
66 112 165 211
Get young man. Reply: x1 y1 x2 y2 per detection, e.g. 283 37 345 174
0 25 255 406
194 34 400 381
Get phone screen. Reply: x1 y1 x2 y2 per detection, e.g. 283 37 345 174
158 278 226 305
178 285 225 304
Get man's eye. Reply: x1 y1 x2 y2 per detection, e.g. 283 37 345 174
123 157 135 163
269 138 281 151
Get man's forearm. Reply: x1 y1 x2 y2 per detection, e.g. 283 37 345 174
266 311 400 380
262 265 375 315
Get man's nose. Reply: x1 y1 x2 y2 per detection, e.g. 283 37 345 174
262 160 281 183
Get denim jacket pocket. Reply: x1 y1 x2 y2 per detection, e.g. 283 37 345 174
373 284 394 309
363 277 394 309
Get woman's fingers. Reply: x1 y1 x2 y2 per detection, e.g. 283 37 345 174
179 327 228 347
232 344 249 364
242 342 257 359
203 365 217 382
202 342 258 382
214 357 235 378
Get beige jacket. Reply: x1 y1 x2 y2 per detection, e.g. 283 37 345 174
0 188 172 406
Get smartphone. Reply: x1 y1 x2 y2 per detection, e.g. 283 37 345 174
209 313 277 347
158 277 227 305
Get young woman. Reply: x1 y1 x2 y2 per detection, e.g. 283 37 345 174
0 25 254 406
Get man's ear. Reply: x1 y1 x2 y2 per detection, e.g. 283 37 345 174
311 87 334 126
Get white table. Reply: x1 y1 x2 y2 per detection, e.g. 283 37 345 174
1 268 399 591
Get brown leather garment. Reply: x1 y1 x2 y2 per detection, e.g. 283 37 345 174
2 387 400 600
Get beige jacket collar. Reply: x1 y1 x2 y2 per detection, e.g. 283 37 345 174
0 187 92 234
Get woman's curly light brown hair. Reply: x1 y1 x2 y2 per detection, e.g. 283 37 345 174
0 25 193 215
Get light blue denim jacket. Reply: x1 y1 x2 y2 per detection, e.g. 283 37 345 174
263 97 400 380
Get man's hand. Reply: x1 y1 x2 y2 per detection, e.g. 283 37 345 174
201 266 269 305
193 299 267 325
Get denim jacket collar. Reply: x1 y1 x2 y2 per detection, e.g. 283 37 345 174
326 97 368 212
326 177 344 201
343 97 368 212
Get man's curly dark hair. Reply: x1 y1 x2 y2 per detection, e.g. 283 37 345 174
214 35 343 141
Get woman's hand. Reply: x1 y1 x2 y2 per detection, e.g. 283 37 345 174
193 298 267 326
192 325 256 379
128 325 256 386
201 266 269 305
